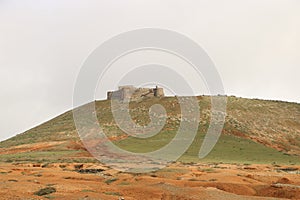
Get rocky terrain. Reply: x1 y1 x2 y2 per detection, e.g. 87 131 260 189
0 162 299 199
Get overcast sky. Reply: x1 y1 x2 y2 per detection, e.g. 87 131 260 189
0 0 299 141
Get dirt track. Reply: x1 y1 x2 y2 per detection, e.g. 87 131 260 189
0 162 299 199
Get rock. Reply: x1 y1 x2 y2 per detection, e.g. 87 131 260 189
34 187 56 196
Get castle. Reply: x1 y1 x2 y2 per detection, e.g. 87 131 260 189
107 85 164 101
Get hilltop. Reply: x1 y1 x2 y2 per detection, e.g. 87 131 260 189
1 96 300 199
0 96 299 164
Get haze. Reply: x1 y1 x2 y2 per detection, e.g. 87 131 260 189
0 0 299 141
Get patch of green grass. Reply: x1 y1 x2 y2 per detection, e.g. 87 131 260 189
182 134 300 164
114 129 300 165
81 189 96 193
199 168 216 173
46 184 56 187
103 191 122 196
105 178 118 184
0 111 77 148
44 195 55 199
243 163 251 166
157 168 188 173
33 173 43 177
0 150 81 163
118 181 130 186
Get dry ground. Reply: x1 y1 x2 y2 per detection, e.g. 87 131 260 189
0 162 299 200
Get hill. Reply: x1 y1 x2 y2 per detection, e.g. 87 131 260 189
0 96 299 164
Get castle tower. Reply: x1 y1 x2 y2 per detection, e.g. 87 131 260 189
153 86 164 97
107 91 113 100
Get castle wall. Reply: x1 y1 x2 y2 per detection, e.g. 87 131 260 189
107 86 164 101
154 88 164 97
107 91 113 100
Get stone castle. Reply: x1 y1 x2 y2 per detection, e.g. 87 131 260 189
107 85 164 101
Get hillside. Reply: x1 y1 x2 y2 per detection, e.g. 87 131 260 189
0 96 299 164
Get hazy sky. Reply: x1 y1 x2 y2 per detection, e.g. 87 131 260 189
0 0 299 141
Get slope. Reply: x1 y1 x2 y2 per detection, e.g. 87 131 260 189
0 96 299 164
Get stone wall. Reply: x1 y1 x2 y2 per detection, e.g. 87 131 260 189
107 85 164 101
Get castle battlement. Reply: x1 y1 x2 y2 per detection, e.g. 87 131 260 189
107 85 164 101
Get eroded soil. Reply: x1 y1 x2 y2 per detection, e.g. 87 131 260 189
0 162 299 200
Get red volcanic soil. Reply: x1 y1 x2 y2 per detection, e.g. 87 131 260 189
0 162 299 200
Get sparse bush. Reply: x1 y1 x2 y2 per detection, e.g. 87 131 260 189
199 168 216 173
104 191 122 196
81 189 96 193
118 181 130 185
34 187 56 196
105 178 118 184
